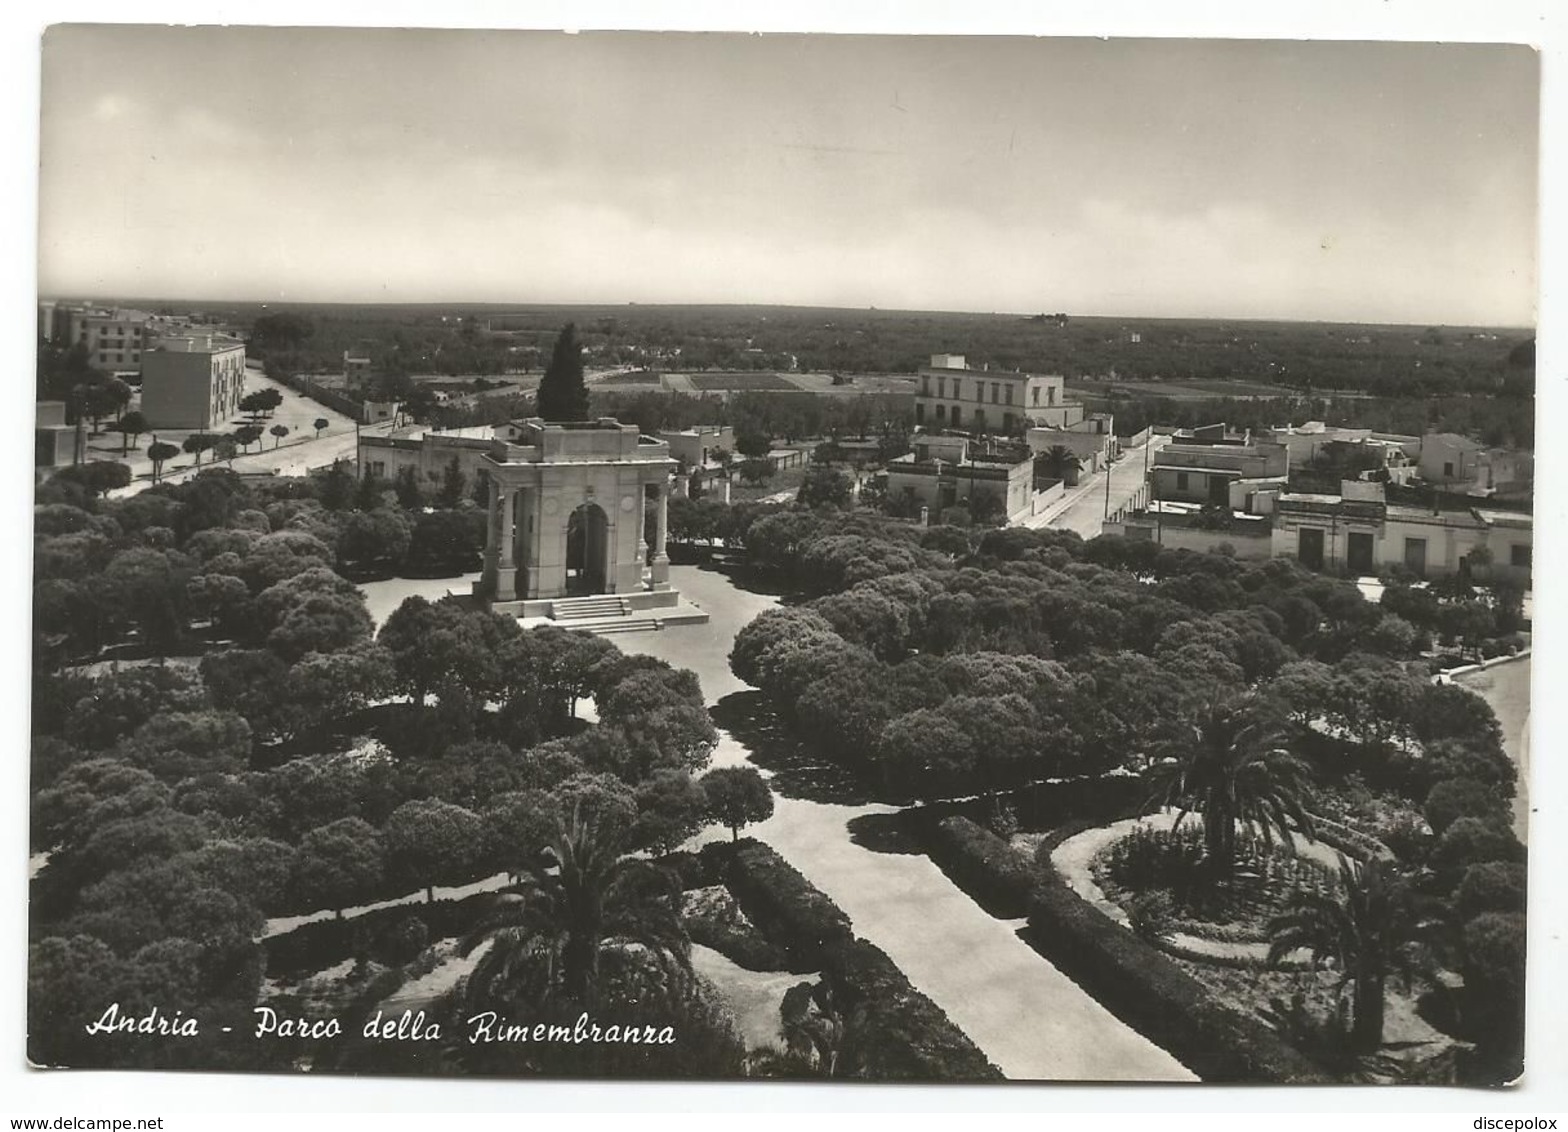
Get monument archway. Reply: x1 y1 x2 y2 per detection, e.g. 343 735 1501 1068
565 502 610 595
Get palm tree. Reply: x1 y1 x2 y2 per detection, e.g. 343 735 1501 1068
458 805 688 1010
1268 855 1443 1053
1144 696 1316 875
1035 444 1083 487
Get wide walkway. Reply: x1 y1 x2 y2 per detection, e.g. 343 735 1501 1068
611 564 1195 1082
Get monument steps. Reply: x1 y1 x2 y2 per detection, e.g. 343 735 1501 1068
549 595 632 620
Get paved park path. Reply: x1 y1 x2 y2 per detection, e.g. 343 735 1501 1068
1454 654 1532 839
610 564 1195 1082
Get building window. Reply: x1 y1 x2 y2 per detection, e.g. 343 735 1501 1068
1048 386 1056 407
935 404 946 421
369 461 386 478
915 403 925 425
1444 461 1455 477
1512 544 1532 569
922 376 931 396
98 353 106 363
990 382 999 403
937 377 946 398
953 379 962 400
1031 386 1040 406
1176 472 1189 491
951 406 962 427
1005 385 1013 405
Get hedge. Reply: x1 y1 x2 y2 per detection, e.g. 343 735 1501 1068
264 889 509 979
914 815 1034 918
721 838 854 967
1025 865 1329 1083
822 937 1004 1081
716 839 1004 1080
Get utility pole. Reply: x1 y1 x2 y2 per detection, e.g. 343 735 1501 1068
1103 446 1113 520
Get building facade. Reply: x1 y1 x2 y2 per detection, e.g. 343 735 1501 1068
139 336 248 430
885 435 1034 521
914 353 1085 433
659 425 735 470
1152 436 1290 506
359 426 497 486
1272 482 1531 583
1417 433 1534 498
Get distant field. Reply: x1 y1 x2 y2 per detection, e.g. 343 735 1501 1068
1067 377 1295 401
595 370 663 385
687 373 798 392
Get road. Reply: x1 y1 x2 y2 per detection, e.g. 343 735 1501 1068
1019 435 1168 538
609 564 1195 1082
104 368 382 498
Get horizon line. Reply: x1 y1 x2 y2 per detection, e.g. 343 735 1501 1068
34 294 1537 334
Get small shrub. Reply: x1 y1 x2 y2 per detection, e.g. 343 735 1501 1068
1125 890 1176 941
371 913 429 967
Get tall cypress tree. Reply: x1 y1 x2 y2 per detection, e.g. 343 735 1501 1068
536 323 590 421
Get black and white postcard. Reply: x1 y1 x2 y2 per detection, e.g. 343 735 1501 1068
25 21 1541 1093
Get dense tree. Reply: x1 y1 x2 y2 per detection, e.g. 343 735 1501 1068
116 411 148 455
1423 777 1510 836
112 710 253 782
631 770 710 853
269 424 290 449
698 766 774 841
736 456 775 486
404 509 483 576
536 323 590 421
292 817 385 917
436 456 467 508
182 433 219 467
335 508 413 575
146 441 180 483
382 798 488 902
796 466 853 510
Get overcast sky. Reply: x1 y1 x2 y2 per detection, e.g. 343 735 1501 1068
37 27 1538 324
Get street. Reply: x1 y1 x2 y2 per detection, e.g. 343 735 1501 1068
1018 434 1169 538
99 367 378 498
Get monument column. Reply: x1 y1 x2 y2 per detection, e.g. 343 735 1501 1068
496 483 518 600
651 480 671 588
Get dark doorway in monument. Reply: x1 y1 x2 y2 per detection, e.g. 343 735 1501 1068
566 502 610 595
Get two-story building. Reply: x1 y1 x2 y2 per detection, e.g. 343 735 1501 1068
914 353 1085 434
